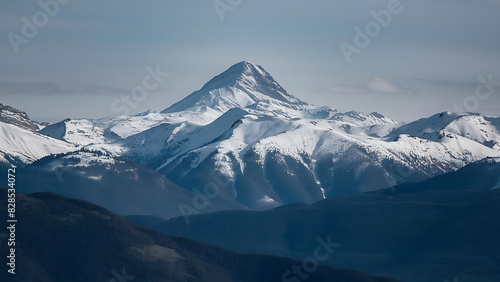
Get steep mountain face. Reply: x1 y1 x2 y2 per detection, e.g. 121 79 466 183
29 61 500 211
129 160 500 281
0 103 40 131
0 188 397 282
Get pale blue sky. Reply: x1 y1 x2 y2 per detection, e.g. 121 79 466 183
1 0 499 122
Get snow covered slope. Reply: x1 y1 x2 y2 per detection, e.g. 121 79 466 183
0 121 75 166
148 110 499 209
388 112 500 147
39 110 213 147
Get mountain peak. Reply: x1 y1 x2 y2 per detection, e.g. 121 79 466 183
197 61 267 92
0 103 40 131
233 60 258 71
162 61 307 115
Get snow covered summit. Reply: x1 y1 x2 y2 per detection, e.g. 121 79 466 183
161 61 309 117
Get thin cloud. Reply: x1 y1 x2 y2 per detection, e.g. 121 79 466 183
367 77 400 94
317 77 409 95
409 78 478 90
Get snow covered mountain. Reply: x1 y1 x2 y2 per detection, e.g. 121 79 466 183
39 110 216 148
161 61 310 119
38 61 397 150
0 103 40 131
160 61 397 124
125 62 498 209
0 103 75 167
0 120 75 167
147 109 499 209
388 112 500 149
4 61 500 213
